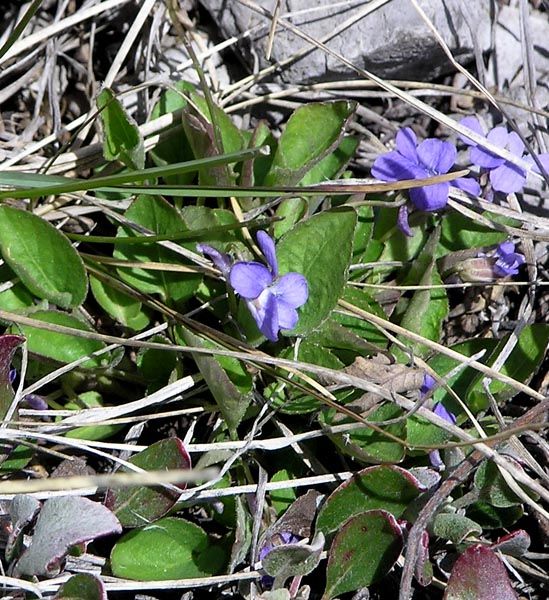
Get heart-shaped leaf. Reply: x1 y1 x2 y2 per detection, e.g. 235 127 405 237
444 544 518 600
316 465 424 537
105 437 191 527
276 207 357 335
0 206 87 308
14 496 121 577
10 310 106 368
110 517 225 580
432 513 482 544
262 532 324 579
113 195 201 305
324 509 403 598
97 87 144 170
53 573 107 600
264 101 356 186
6 495 41 562
491 529 531 557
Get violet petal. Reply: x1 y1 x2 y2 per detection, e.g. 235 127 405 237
371 151 426 182
256 231 278 277
417 139 456 174
395 128 419 162
230 262 273 299
526 152 549 175
506 131 526 157
489 162 526 194
458 116 485 146
453 176 481 196
397 204 413 237
196 243 233 275
272 273 308 308
433 402 457 425
420 374 436 396
276 301 299 331
409 182 450 211
429 450 444 470
258 292 279 341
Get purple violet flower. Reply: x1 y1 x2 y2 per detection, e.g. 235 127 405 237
229 231 308 342
459 116 549 194
429 403 457 470
196 243 233 276
419 374 456 470
22 394 48 411
371 128 480 236
259 531 302 589
259 531 302 562
493 241 525 277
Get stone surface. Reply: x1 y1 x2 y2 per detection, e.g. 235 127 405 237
198 0 493 83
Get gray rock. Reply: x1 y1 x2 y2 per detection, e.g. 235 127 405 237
199 0 493 82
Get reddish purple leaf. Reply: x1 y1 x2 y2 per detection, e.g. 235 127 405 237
492 529 531 557
414 529 433 587
105 437 191 527
444 544 518 600
0 334 24 419
14 496 121 577
325 509 404 598
6 495 41 562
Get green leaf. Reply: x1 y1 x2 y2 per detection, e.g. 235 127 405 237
176 327 252 432
97 88 145 170
9 310 105 368
466 324 549 408
182 93 245 186
269 341 344 414
376 208 429 264
397 227 448 358
0 266 34 311
149 81 195 185
276 207 357 335
270 470 297 515
426 338 497 414
63 392 123 441
466 502 523 530
316 465 424 537
110 517 225 580
0 206 87 308
331 286 388 348
263 532 324 581
439 210 510 255
105 438 191 527
324 510 403 598
323 403 406 464
90 275 150 331
444 545 518 600
473 461 528 508
432 513 482 544
274 198 308 239
113 195 201 304
136 336 178 393
0 444 33 473
180 205 239 249
351 204 375 265
265 101 356 186
54 573 106 600
299 135 359 186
